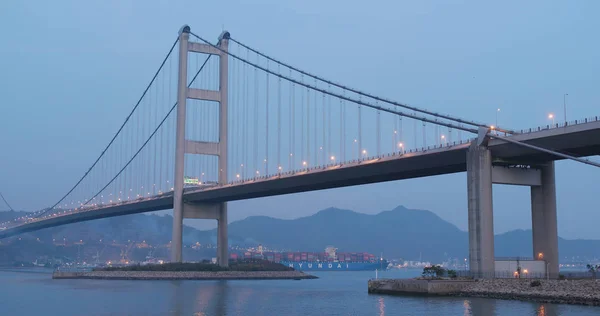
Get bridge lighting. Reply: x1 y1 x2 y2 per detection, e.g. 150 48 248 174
256 170 260 175
302 161 307 166
354 139 357 143
278 166 282 170
490 125 495 130
394 130 397 134
290 153 293 156
236 174 240 178
496 108 500 127
548 113 555 125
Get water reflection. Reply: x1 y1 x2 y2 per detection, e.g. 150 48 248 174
537 303 558 316
169 281 184 316
468 298 497 316
378 296 385 316
463 299 471 316
167 280 228 315
233 286 253 315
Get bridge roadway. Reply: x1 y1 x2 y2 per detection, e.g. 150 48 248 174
1 118 599 239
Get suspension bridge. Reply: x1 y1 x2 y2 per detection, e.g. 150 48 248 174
1 25 599 278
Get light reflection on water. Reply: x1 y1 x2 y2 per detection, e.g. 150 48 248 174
0 268 597 315
378 296 385 316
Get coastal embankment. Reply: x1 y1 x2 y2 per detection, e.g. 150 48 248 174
368 278 600 306
53 270 317 280
458 278 600 306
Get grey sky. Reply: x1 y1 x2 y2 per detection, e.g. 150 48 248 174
1 1 598 238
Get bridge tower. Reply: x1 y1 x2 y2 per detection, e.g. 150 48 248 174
172 25 230 266
467 128 558 278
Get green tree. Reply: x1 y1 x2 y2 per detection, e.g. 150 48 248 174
586 264 600 279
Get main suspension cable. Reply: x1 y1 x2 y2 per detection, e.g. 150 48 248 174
228 37 513 134
37 37 180 217
191 32 478 134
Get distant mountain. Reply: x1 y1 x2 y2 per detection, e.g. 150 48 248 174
0 210 28 222
220 206 600 262
0 212 235 245
0 212 238 264
1 206 599 263
495 229 600 261
222 206 467 261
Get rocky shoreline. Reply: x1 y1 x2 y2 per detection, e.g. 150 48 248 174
53 270 318 280
368 278 600 306
457 279 600 306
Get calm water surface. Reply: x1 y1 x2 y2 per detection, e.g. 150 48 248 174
0 268 598 315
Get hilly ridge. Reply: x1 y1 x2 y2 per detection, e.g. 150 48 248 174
224 206 467 260
222 206 600 262
1 206 599 263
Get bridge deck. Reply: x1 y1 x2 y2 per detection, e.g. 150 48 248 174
1 119 599 239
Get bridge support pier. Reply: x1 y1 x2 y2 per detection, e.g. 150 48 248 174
467 142 495 278
171 25 230 266
530 162 558 277
183 202 228 267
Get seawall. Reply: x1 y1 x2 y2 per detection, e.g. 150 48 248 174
368 279 475 295
458 279 600 306
53 270 318 280
368 278 600 306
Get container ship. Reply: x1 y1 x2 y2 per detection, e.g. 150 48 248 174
231 245 389 271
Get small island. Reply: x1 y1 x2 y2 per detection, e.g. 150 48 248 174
52 259 318 280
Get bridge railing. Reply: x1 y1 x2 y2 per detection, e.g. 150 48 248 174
518 115 599 134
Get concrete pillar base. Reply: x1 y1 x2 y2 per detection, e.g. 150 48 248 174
467 142 495 278
531 162 558 278
183 202 228 267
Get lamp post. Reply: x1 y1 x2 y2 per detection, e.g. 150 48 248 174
496 108 500 128
564 93 568 124
548 113 555 126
